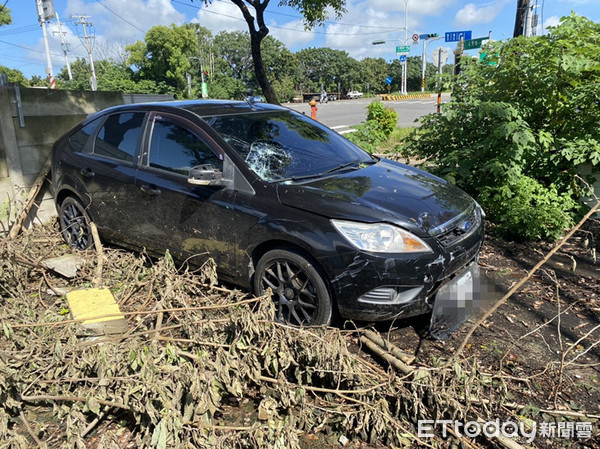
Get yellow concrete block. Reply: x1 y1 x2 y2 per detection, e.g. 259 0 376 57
66 288 125 324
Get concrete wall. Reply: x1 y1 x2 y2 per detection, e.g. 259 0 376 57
0 87 172 234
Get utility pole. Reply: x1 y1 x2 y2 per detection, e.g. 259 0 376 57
73 15 97 91
401 0 409 95
35 0 56 89
52 12 72 80
513 0 527 37
421 34 440 93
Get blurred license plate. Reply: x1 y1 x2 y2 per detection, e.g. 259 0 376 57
429 262 480 340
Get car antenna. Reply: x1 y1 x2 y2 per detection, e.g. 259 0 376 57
244 88 257 110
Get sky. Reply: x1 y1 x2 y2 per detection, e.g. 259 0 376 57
0 0 598 79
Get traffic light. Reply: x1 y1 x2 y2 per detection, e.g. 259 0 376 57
372 40 386 45
427 33 439 39
40 0 56 21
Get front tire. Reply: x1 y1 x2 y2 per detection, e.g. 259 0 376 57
58 197 93 250
254 249 333 326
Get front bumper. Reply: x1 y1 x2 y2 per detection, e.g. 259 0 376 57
324 214 484 322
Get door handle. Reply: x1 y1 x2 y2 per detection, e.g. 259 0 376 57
140 184 161 196
80 168 95 178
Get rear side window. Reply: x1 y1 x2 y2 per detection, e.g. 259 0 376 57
94 112 145 163
69 119 101 153
148 117 222 175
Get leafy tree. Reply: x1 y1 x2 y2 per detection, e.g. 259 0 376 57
388 57 424 93
212 31 253 83
260 36 298 86
206 74 247 100
0 5 11 27
191 0 347 104
406 14 600 241
29 75 48 87
296 47 360 93
127 24 198 97
359 58 388 94
58 58 172 94
0 66 28 86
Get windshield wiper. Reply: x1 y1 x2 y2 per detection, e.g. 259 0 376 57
277 159 370 183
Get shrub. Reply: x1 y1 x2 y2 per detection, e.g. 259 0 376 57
366 101 398 137
478 175 575 241
405 14 600 241
347 101 399 153
346 120 388 154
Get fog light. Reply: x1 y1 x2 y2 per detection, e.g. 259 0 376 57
358 286 422 305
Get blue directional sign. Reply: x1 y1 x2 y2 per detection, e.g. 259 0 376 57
445 30 472 42
398 55 407 62
419 34 428 39
385 76 393 85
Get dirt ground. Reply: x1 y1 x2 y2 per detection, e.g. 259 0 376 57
366 220 600 448
1 218 599 448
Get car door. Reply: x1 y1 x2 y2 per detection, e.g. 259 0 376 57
133 112 237 272
73 111 146 243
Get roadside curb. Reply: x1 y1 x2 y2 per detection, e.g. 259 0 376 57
378 94 435 101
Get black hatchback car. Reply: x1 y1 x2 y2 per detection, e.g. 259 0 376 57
51 100 484 329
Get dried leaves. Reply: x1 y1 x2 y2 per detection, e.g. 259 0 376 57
0 224 509 448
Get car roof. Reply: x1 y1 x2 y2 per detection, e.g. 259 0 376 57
87 99 286 121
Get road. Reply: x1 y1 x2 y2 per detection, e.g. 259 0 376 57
286 96 446 135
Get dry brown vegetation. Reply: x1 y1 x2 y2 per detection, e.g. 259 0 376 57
1 220 599 448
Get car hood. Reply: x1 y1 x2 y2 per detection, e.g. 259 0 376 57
277 159 474 236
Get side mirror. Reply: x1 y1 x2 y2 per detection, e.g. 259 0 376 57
187 164 226 186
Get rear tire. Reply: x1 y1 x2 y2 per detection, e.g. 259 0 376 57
58 197 93 250
254 248 333 326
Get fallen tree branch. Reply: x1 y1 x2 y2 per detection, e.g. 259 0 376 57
454 199 600 357
359 336 414 376
90 222 103 287
81 404 111 438
18 408 44 448
8 157 51 239
9 296 263 329
21 394 128 412
362 330 416 364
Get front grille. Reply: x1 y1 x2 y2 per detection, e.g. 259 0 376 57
436 207 480 247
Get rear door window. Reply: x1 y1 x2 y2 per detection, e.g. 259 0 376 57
69 118 102 153
93 112 145 163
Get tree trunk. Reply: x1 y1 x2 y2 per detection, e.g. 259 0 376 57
230 0 280 105
250 34 279 104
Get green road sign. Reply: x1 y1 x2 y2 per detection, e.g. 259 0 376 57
479 52 498 65
201 82 208 98
464 37 486 50
396 45 410 53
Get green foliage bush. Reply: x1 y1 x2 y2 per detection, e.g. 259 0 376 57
347 101 399 153
479 176 575 241
406 14 600 241
366 101 398 136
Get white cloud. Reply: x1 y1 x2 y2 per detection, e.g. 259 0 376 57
193 3 315 48
29 0 185 76
454 1 508 26
192 1 248 35
543 15 562 30
269 20 316 48
368 0 454 17
66 0 185 41
321 2 424 61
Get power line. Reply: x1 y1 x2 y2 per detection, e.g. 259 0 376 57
0 23 41 36
0 37 64 57
171 0 405 36
94 0 145 33
72 15 97 90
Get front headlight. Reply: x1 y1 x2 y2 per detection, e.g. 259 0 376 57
331 220 432 253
